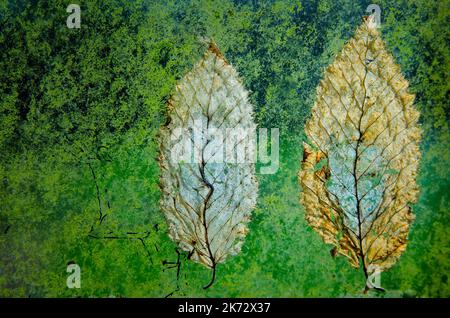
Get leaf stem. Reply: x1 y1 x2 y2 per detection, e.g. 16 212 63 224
203 263 216 290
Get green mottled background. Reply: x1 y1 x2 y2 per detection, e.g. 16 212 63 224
0 0 448 297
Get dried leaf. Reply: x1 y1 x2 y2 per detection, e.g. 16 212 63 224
299 17 421 290
158 43 258 288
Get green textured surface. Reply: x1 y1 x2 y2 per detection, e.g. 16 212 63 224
0 0 448 297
